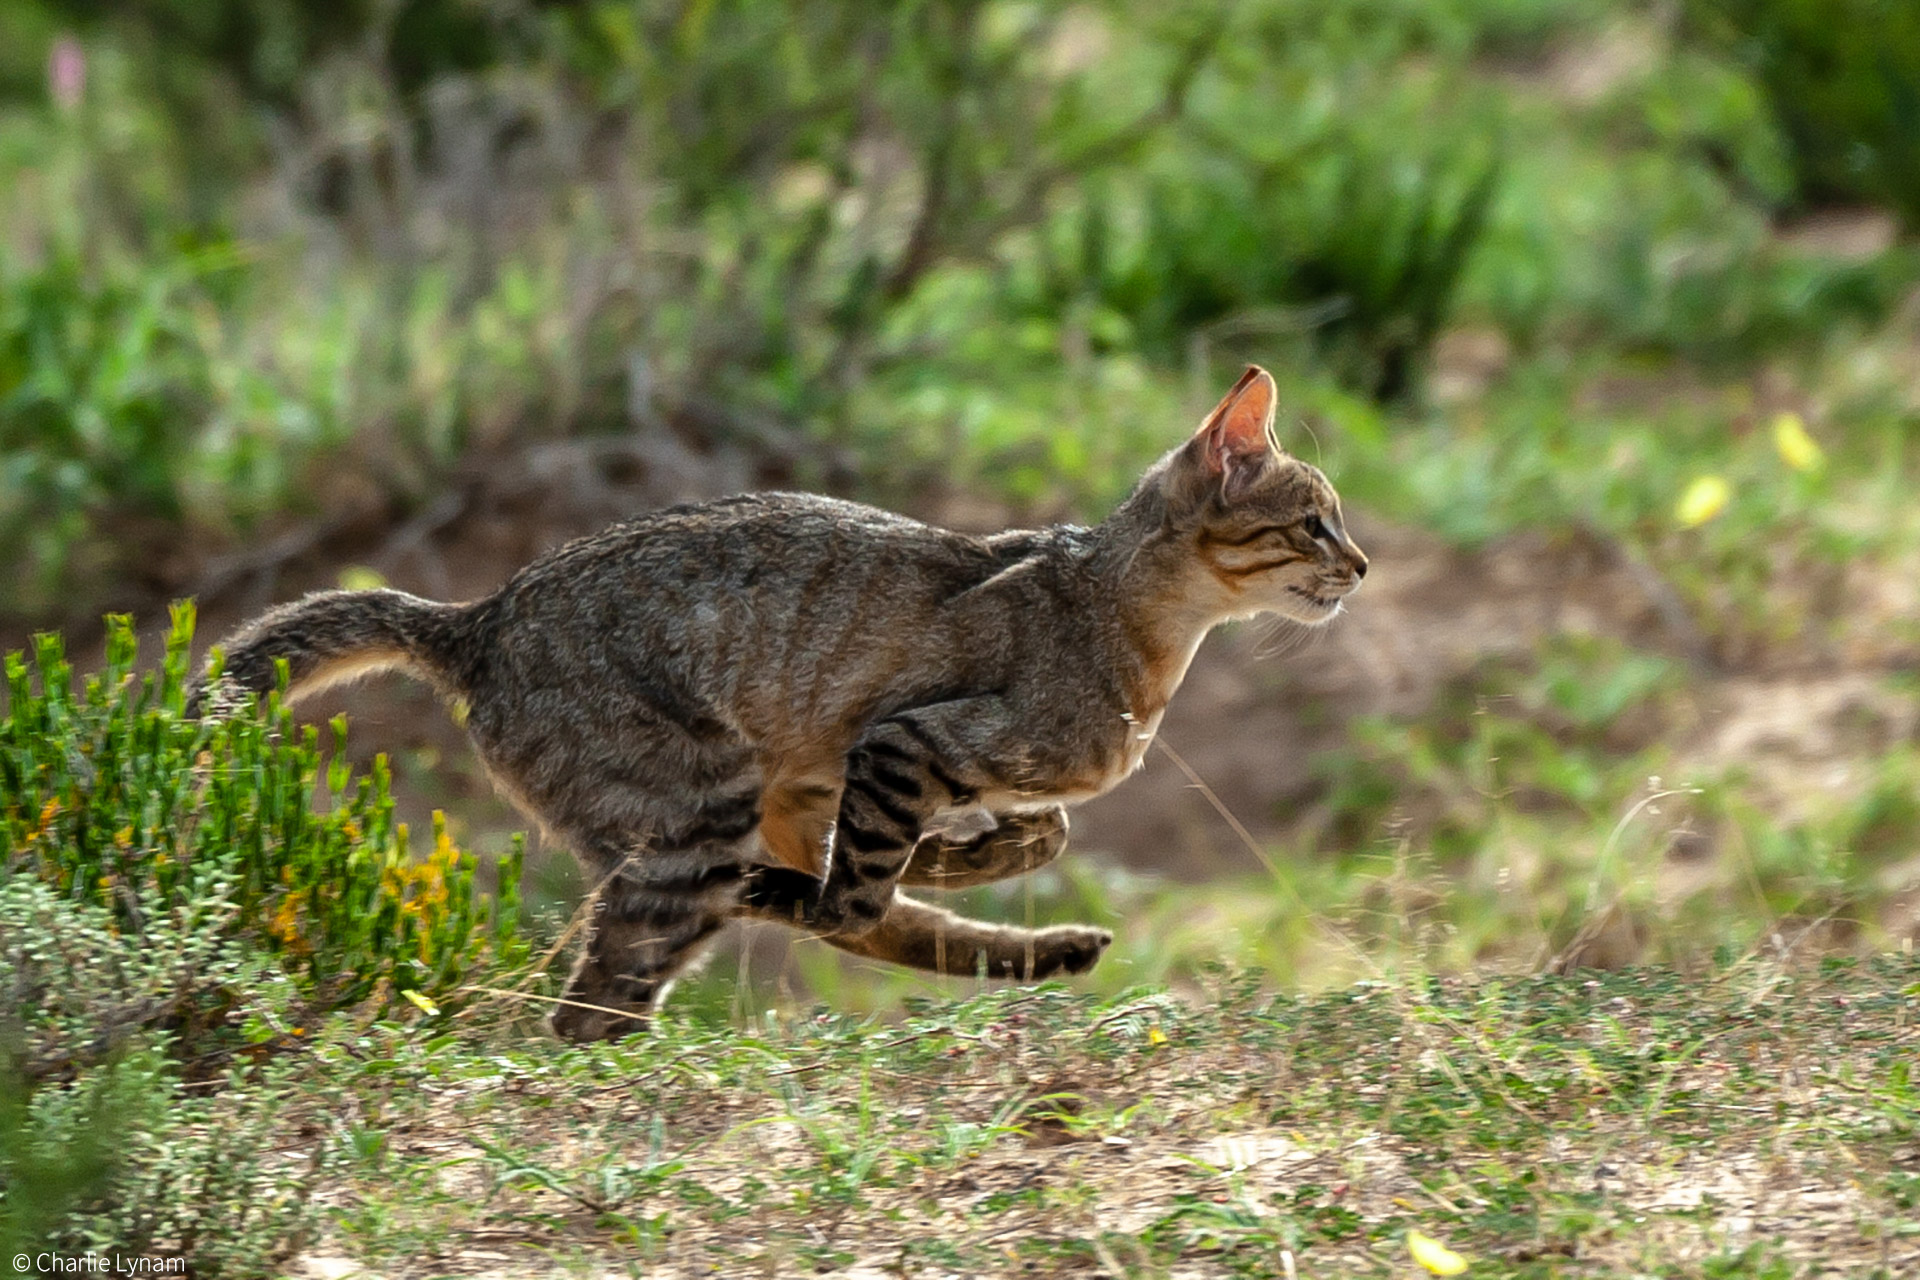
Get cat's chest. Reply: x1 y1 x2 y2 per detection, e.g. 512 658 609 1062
1019 634 1200 807
989 703 1166 812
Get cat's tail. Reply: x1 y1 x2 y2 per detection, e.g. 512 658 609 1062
188 588 479 716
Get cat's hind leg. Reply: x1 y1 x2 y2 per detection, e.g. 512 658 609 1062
901 806 1069 891
549 792 765 1043
737 887 1111 980
550 871 725 1043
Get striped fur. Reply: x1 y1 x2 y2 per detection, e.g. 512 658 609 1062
199 366 1367 1041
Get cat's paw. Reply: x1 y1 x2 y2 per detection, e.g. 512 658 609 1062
1030 924 1114 977
548 997 649 1044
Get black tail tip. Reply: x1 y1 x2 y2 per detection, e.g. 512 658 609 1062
183 675 249 720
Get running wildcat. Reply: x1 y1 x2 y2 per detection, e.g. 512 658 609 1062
198 366 1367 1041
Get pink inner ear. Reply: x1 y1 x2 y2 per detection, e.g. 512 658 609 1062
1196 366 1277 473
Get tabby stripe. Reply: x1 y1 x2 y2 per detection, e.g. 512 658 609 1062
924 758 975 800
839 817 901 854
884 716 985 793
604 888 708 924
638 862 746 894
1218 554 1305 577
884 716 947 758
847 774 919 828
864 739 917 764
676 800 762 846
844 897 886 921
1203 524 1286 548
867 760 925 799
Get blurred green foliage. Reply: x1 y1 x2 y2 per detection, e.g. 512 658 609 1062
0 0 1913 615
1685 0 1920 228
0 1035 326 1269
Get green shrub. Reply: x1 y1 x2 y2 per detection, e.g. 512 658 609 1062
1684 0 1920 229
0 1044 129 1260
1031 139 1501 402
49 1062 326 1275
0 607 519 1269
0 889 318 1266
0 606 526 1072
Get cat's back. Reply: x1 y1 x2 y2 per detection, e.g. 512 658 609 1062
466 493 1043 717
496 491 996 608
443 491 1089 762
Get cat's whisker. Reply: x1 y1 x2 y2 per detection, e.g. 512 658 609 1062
1251 617 1311 661
1295 416 1326 471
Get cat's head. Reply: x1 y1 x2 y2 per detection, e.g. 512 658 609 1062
1161 365 1368 625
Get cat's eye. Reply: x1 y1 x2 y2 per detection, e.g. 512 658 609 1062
1303 515 1331 544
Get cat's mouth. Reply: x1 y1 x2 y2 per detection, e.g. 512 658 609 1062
1286 585 1342 611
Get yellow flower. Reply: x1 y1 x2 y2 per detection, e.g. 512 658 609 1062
1675 475 1732 528
1771 411 1824 472
1147 1025 1168 1047
269 890 311 955
1407 1228 1468 1276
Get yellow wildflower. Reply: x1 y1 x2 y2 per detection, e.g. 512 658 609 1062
1772 411 1824 472
402 989 441 1017
1675 475 1731 528
1407 1228 1468 1275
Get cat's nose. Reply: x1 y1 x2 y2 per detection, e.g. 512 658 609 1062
1347 545 1368 579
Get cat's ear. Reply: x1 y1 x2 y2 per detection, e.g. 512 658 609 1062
1190 365 1279 501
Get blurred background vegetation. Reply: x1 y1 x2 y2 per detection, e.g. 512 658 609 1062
4 0 1919 1011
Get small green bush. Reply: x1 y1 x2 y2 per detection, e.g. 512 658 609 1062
0 606 526 1073
0 607 524 1269
0 1042 128 1260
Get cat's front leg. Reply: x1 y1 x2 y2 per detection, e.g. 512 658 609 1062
812 698 1004 937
